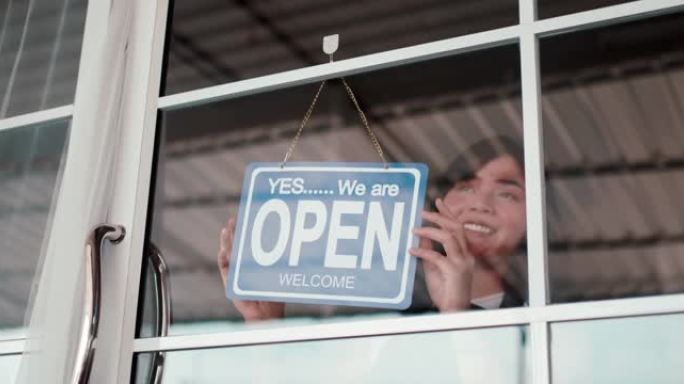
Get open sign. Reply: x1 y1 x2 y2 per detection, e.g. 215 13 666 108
227 162 428 309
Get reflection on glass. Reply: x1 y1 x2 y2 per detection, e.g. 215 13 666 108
163 0 518 95
0 0 87 118
141 45 528 337
541 11 684 303
0 354 21 383
0 121 69 338
552 314 684 383
134 326 529 383
537 0 632 19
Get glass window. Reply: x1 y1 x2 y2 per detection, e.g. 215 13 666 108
0 354 21 383
537 0 634 19
0 0 88 118
551 313 684 383
134 325 529 383
139 45 528 337
540 11 684 303
0 120 69 339
162 0 518 95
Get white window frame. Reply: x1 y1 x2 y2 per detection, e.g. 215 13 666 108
1 1 684 383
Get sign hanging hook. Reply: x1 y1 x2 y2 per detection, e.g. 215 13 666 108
323 34 339 63
280 34 388 169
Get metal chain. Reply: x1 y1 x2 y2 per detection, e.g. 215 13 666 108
281 78 388 168
281 80 327 167
341 78 388 168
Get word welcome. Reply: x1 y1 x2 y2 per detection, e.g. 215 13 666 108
279 273 356 289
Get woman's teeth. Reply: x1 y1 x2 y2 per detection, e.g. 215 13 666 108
463 223 493 234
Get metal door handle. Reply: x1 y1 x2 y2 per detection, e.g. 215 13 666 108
72 224 125 384
148 243 171 384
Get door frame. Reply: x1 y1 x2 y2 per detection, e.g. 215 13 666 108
3 1 684 383
87 0 684 382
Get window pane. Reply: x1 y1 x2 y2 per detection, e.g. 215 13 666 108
140 45 528 337
162 0 518 95
541 11 684 303
537 0 634 19
551 313 684 383
0 120 69 339
0 354 21 383
134 325 529 383
0 0 88 118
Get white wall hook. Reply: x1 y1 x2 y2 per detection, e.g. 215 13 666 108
323 34 339 62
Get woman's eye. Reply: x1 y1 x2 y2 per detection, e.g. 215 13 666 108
498 191 520 201
457 185 474 193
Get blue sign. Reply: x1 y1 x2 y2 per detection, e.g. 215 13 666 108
227 162 428 309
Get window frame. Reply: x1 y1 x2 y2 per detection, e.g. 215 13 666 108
1 0 684 383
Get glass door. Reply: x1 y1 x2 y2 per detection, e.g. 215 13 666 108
120 1 684 383
1 0 168 383
0 0 87 380
7 1 683 383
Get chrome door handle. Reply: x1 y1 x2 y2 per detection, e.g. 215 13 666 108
73 224 125 384
148 243 171 384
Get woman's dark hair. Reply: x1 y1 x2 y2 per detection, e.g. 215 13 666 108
441 135 524 186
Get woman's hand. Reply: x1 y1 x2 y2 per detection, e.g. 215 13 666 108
409 198 475 312
218 217 285 322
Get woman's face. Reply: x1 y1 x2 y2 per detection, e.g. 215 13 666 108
442 155 526 258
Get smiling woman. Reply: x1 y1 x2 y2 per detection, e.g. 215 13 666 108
411 136 527 312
